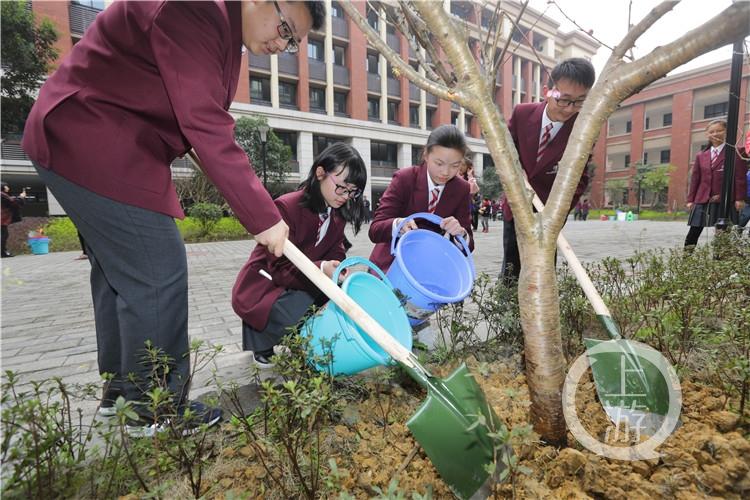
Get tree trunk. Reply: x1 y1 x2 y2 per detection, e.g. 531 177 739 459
517 242 567 444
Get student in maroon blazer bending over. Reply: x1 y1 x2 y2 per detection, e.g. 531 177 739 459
684 119 748 248
369 125 474 272
232 143 367 367
501 58 595 281
21 1 325 433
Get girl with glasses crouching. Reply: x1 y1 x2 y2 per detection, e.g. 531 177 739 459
232 143 367 367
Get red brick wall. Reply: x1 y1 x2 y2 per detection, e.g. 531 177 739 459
33 1 74 70
297 39 310 112
668 90 694 209
347 2 367 121
236 51 250 104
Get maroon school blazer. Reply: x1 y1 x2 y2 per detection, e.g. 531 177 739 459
22 1 280 235
368 163 474 272
232 190 347 331
687 147 748 204
501 102 588 221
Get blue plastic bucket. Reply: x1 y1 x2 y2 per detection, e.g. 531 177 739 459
302 257 412 376
387 212 475 325
28 237 50 255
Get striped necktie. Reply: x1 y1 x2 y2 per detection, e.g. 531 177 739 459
316 212 329 244
537 123 554 164
427 187 440 213
711 149 721 169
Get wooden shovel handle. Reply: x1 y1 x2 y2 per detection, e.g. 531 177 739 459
282 240 417 367
525 180 612 319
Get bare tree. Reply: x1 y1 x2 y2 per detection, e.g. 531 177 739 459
342 0 750 444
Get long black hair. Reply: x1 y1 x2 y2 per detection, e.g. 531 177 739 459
417 124 468 165
299 142 368 234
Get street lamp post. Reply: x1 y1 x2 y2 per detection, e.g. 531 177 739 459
257 124 270 189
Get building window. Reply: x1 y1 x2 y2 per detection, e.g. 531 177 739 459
334 91 347 115
426 108 435 129
465 115 472 134
367 53 379 74
275 131 298 160
250 76 270 102
368 98 380 120
278 81 296 107
624 154 631 168
371 141 397 165
333 45 346 66
309 87 325 111
660 149 671 164
409 105 419 127
412 145 423 166
704 102 728 119
643 152 648 164
331 1 343 18
73 0 105 9
387 101 398 123
663 113 672 127
625 120 632 133
307 39 324 61
645 117 650 130
367 8 379 30
313 135 340 158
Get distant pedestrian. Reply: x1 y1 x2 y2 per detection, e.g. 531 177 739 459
580 198 590 221
684 120 747 249
1 183 26 258
363 195 371 223
573 201 582 221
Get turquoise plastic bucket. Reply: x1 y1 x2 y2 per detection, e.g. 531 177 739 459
302 257 412 376
28 237 50 255
387 213 475 325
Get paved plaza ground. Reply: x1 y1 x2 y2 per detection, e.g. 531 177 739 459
1 218 698 414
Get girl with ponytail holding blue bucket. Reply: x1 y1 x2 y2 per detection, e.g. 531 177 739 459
368 125 474 272
369 125 476 325
232 143 367 367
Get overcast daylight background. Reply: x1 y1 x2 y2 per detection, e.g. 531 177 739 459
525 0 746 76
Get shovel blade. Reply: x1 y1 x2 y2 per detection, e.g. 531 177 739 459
584 338 671 426
406 363 503 499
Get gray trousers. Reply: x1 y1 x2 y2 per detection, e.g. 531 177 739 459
242 289 320 353
35 165 190 404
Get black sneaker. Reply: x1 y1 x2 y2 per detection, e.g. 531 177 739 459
253 349 275 369
98 383 123 418
125 400 223 438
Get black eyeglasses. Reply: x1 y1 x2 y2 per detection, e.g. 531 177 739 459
273 1 299 54
551 89 586 109
329 177 362 199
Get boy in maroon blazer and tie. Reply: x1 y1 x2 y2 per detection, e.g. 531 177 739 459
501 58 596 281
22 1 325 436
369 125 474 273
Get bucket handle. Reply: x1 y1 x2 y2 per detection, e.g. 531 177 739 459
391 212 474 274
332 256 394 288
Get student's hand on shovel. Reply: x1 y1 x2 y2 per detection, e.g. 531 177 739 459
255 219 289 257
440 216 467 238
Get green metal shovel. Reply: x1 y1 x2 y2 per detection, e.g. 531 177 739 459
283 240 504 499
527 185 671 434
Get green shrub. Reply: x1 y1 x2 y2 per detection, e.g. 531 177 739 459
43 217 82 252
187 203 223 237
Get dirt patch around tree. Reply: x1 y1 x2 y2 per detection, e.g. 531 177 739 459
197 354 749 499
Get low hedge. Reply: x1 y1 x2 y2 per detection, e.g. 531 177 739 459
587 208 688 221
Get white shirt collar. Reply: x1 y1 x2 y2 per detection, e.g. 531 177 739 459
541 104 565 140
711 143 725 155
426 171 444 193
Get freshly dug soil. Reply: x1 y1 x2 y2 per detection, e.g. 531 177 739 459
203 354 749 499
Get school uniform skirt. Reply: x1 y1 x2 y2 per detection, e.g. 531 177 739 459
687 202 719 227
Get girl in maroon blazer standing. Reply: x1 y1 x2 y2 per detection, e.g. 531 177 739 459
369 125 474 272
232 143 367 367
685 119 748 248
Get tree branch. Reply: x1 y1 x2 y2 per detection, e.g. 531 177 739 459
384 3 441 83
339 1 455 101
610 1 678 62
399 1 455 85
